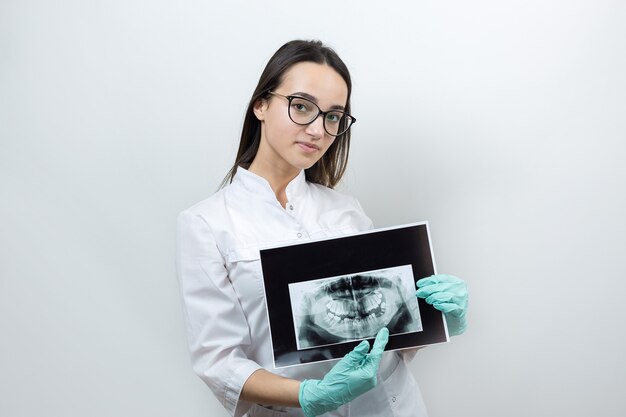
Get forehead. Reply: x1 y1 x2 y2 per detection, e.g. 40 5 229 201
279 62 348 107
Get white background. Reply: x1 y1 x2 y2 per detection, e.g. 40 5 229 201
1 1 625 416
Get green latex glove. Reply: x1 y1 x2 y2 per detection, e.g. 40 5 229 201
416 274 468 336
299 327 389 417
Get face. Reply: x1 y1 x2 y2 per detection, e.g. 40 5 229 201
252 62 349 178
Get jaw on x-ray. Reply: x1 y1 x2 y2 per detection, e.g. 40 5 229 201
291 265 422 350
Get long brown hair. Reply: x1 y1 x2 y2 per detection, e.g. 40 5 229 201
221 40 353 189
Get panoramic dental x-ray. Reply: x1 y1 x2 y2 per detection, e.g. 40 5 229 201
289 264 422 350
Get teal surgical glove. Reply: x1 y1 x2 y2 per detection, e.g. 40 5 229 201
299 327 389 417
416 274 468 336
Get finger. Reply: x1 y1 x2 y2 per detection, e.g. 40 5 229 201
426 293 467 313
416 282 463 298
430 301 463 315
369 327 389 358
354 339 371 354
416 288 435 299
425 291 458 305
417 274 462 287
344 340 370 363
416 276 438 287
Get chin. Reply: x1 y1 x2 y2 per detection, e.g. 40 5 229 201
292 158 321 171
300 153 324 169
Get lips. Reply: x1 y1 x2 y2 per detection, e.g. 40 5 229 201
296 142 320 153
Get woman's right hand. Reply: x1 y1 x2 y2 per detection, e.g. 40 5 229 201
298 327 389 417
416 274 468 336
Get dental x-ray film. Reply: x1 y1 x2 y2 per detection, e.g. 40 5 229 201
260 222 449 368
289 264 422 350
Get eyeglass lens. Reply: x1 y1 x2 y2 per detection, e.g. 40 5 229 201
288 97 353 136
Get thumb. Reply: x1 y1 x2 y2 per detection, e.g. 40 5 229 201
343 340 370 365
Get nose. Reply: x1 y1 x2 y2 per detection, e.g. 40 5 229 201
304 114 325 139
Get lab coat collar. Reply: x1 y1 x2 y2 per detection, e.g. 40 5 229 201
233 167 307 203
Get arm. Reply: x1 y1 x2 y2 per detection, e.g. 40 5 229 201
240 369 301 407
176 210 262 416
242 329 390 417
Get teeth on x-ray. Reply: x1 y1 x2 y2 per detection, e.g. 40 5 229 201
305 274 407 340
291 265 422 350
325 290 386 325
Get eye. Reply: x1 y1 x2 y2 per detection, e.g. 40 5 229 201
325 112 343 124
290 98 312 113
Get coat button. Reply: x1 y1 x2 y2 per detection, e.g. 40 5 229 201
391 396 397 403
297 232 302 238
288 204 294 210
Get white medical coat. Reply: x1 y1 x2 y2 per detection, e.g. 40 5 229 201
176 167 428 417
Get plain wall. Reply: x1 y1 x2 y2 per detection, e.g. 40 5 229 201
1 1 625 416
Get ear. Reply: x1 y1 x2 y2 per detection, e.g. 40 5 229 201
253 98 268 121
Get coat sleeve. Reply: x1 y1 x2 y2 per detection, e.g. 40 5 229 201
176 210 261 417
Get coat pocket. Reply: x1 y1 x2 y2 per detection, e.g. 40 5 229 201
226 246 265 302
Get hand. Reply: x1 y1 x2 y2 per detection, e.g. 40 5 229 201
416 274 468 336
299 327 389 417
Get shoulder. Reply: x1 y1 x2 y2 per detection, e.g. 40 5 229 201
180 186 228 217
177 187 230 233
307 182 364 210
176 187 238 258
306 182 374 232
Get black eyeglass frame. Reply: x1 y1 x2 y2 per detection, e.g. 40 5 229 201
267 91 356 137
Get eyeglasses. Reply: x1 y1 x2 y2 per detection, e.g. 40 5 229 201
268 91 356 137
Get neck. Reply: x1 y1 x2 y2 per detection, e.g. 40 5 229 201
248 160 300 208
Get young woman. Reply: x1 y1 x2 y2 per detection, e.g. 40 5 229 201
176 40 469 417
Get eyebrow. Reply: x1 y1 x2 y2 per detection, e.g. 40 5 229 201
291 91 346 111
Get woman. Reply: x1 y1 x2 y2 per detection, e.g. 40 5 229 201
176 39 468 417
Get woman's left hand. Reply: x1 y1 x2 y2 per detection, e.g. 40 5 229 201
416 274 468 336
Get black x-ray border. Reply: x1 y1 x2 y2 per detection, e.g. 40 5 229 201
260 222 449 369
